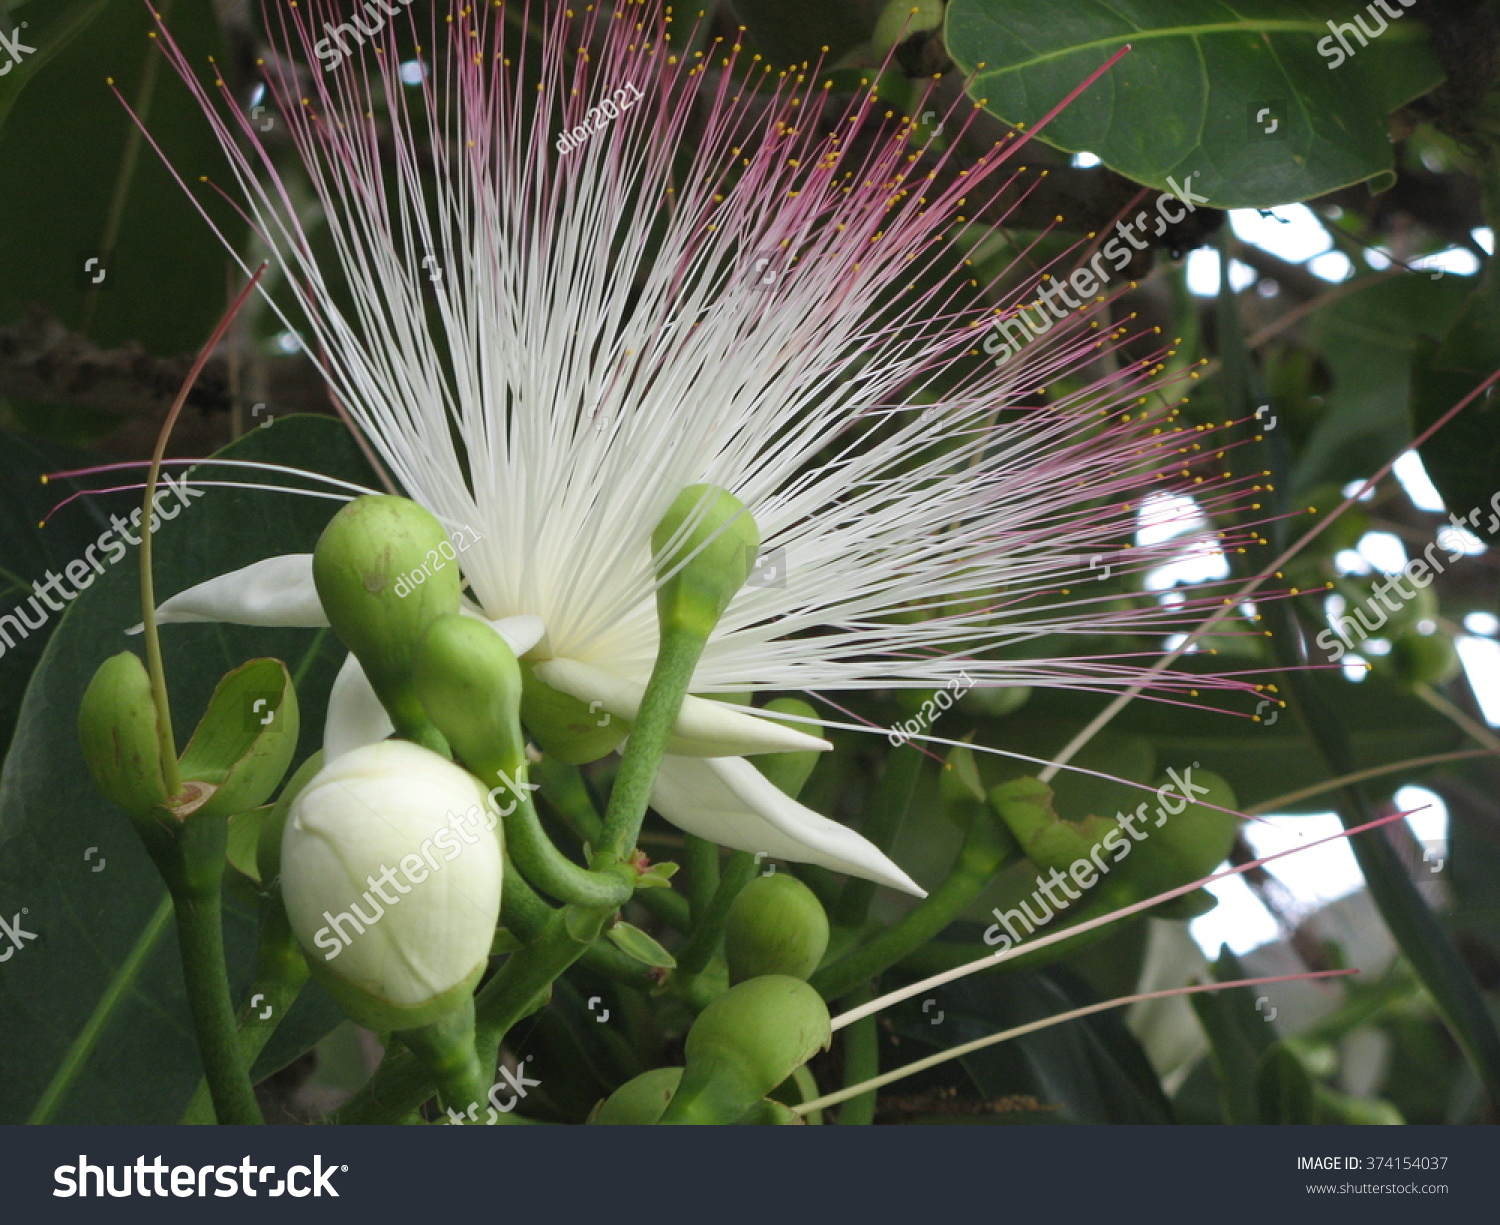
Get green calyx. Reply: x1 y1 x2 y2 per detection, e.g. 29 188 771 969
651 484 760 642
79 651 171 825
724 875 830 984
415 615 527 780
591 1067 683 1124
658 975 831 1124
80 652 299 841
312 495 461 746
313 952 490 1036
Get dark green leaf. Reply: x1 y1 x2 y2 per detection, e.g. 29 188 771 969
0 415 374 1123
944 0 1443 208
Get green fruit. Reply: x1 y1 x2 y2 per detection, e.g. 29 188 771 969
658 976 831 1124
724 875 830 984
1387 631 1460 686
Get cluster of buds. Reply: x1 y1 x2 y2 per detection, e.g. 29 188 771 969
594 873 834 1124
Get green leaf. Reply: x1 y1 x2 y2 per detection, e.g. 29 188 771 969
225 804 270 885
0 0 230 355
894 965 1174 1123
0 430 119 757
0 415 374 1123
944 0 1444 208
1189 948 1276 1123
1255 1043 1317 1123
606 919 677 969
0 0 111 134
1412 266 1500 544
1296 271 1472 495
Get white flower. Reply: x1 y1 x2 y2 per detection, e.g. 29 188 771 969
144 3 1263 898
281 740 502 1028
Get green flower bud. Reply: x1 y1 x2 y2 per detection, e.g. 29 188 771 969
1386 630 1460 686
78 651 170 822
658 975 831 1124
591 1067 683 1124
518 665 630 763
652 485 760 640
415 615 526 779
724 874 830 984
312 495 462 744
280 740 501 1031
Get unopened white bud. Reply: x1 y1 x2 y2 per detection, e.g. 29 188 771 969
281 740 502 1031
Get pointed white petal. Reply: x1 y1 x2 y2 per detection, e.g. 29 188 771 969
532 657 830 756
324 653 394 762
480 612 546 658
651 755 925 897
150 554 328 628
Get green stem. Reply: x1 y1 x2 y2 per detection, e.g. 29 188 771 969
167 819 262 1125
595 626 706 865
503 784 632 907
474 904 609 1065
838 984 878 1125
400 996 489 1118
812 815 1014 1001
534 756 605 846
181 883 307 1124
685 835 720 922
333 901 615 1124
634 883 693 931
503 859 661 989
673 851 757 978
830 748 921 927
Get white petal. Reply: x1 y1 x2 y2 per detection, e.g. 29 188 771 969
148 554 327 628
478 612 546 657
324 653 395 762
533 657 830 756
651 755 925 897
